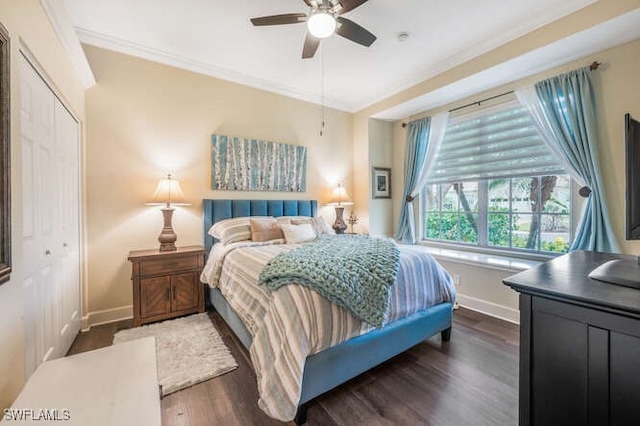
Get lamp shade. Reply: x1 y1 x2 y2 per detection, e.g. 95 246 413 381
147 174 189 207
328 183 353 206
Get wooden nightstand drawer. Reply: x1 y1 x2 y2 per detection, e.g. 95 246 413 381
139 254 199 276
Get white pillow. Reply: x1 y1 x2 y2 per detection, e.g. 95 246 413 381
280 223 317 244
208 216 272 245
316 216 336 235
289 216 335 236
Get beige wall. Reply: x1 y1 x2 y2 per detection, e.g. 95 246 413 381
0 0 86 412
352 109 369 232
368 119 393 236
83 45 353 318
437 260 520 322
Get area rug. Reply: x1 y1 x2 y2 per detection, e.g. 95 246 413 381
113 313 237 396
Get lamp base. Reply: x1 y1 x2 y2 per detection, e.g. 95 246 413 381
332 206 348 235
158 208 178 251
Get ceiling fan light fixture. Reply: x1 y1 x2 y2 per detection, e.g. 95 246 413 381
307 11 336 38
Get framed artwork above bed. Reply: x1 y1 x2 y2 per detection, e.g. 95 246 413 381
211 134 307 192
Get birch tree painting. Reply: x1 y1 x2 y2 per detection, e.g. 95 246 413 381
211 134 307 192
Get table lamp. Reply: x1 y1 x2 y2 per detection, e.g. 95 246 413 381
148 174 189 251
328 183 353 234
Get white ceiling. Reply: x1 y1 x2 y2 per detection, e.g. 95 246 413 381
61 0 633 115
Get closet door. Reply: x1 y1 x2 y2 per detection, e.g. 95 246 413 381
21 56 56 375
54 98 81 354
20 55 81 376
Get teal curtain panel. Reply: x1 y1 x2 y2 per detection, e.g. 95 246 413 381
396 116 431 244
518 67 619 253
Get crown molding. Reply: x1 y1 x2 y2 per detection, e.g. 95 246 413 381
58 0 598 114
40 0 95 88
372 7 640 121
351 0 598 112
75 27 354 113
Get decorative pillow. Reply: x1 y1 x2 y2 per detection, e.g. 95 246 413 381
290 218 319 235
291 216 335 235
208 216 271 245
275 217 293 225
280 223 317 244
279 216 312 222
250 218 284 242
316 216 335 235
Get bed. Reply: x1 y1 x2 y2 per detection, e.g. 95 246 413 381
201 199 455 423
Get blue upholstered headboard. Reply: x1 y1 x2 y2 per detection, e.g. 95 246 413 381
202 199 318 252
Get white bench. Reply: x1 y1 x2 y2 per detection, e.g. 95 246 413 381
5 337 161 425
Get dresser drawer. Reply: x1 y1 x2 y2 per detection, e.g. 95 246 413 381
138 254 199 277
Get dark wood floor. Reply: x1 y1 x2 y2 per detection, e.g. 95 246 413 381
67 308 519 425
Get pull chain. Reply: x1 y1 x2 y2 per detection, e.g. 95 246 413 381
320 45 326 137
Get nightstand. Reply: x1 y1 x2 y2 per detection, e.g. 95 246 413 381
128 245 205 327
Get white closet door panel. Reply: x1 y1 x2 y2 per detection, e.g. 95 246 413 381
20 55 81 375
20 68 37 270
20 60 40 377
22 276 38 375
54 98 81 352
20 58 47 375
21 139 35 253
40 263 56 362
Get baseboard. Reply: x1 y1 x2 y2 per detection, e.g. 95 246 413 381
79 298 518 330
81 305 133 331
456 294 520 324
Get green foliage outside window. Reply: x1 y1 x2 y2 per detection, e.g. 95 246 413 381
426 206 570 253
541 237 570 253
488 210 516 247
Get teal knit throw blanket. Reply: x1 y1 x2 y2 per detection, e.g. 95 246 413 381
259 234 400 327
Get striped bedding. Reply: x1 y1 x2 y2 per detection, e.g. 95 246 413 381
201 239 456 421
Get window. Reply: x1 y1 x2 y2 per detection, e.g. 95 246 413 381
422 99 572 255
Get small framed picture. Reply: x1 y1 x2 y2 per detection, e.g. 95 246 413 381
372 167 391 199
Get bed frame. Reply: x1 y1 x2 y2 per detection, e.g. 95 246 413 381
202 199 453 423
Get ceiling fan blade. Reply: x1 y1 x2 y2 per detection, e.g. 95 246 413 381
338 0 369 14
302 32 321 59
250 13 307 26
335 17 376 47
303 0 319 7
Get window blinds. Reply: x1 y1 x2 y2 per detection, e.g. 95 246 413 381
426 99 565 184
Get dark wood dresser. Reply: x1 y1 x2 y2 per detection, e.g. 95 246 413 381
503 251 640 426
128 245 205 327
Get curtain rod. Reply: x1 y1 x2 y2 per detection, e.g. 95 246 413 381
401 61 601 128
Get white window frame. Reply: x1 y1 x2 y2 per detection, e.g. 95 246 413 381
420 176 575 259
417 96 582 260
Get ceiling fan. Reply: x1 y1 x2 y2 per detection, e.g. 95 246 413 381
250 0 376 59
